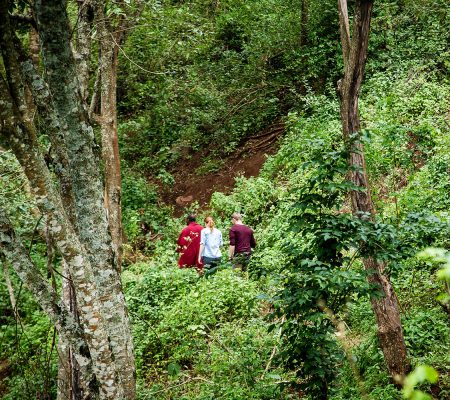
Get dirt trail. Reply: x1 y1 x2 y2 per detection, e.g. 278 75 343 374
160 122 285 215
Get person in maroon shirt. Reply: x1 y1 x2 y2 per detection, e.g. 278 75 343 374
177 214 203 270
228 212 256 271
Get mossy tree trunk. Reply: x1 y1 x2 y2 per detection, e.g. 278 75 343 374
337 0 410 380
0 0 136 398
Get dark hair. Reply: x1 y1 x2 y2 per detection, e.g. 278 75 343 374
187 213 196 223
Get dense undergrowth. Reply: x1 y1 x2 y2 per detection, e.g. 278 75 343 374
123 69 448 399
0 0 449 398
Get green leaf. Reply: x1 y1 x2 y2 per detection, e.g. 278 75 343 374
168 362 181 377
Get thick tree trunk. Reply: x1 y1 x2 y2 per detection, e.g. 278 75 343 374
337 0 409 380
0 1 136 397
34 2 136 397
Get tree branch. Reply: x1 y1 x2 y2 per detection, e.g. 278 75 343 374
0 208 93 383
338 0 351 67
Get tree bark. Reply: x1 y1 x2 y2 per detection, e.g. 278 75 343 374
337 0 409 380
34 2 136 397
93 0 145 270
75 0 94 104
95 0 123 269
0 0 136 397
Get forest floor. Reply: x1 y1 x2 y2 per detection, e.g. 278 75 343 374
159 121 285 215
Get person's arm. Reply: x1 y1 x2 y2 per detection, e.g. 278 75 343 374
198 230 206 263
250 231 256 249
198 243 205 264
229 228 236 260
228 245 235 260
177 228 187 252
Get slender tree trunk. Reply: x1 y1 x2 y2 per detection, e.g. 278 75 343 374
2 262 20 322
96 5 123 268
337 0 409 380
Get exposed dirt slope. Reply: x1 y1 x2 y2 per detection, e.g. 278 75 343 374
160 122 285 215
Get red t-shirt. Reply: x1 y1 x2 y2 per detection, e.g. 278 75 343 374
229 224 256 253
177 222 203 269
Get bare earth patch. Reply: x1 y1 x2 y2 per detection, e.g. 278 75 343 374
159 122 285 215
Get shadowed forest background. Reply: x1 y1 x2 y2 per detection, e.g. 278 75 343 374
0 0 449 399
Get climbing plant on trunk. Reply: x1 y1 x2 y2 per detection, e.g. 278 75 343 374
336 0 410 380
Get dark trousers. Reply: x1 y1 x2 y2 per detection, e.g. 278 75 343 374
232 252 250 271
202 256 221 269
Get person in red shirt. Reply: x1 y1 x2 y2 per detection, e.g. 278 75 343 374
177 214 203 270
228 212 256 271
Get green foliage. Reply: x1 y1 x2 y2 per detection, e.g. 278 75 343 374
211 176 281 227
403 308 449 357
0 149 38 235
418 248 450 310
269 138 380 398
0 267 58 400
402 365 439 400
121 172 177 258
398 154 450 214
118 0 344 173
2 0 450 398
125 261 292 399
139 268 259 368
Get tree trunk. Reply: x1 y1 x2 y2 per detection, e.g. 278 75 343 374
0 0 136 397
75 0 94 104
34 2 136 396
96 2 123 269
337 0 409 380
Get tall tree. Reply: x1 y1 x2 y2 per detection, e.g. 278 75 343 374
91 0 144 269
336 0 409 379
0 0 136 398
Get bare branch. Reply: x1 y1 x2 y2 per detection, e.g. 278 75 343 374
2 262 20 322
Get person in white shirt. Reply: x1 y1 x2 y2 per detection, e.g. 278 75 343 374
198 216 223 269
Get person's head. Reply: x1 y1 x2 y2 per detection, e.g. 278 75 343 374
231 212 242 225
186 213 196 224
204 216 215 230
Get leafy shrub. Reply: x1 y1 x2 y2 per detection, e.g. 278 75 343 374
127 264 260 376
403 308 449 358
398 154 450 214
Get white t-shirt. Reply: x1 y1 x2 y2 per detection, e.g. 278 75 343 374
200 227 223 258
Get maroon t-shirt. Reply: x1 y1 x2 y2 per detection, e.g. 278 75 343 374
229 224 256 253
